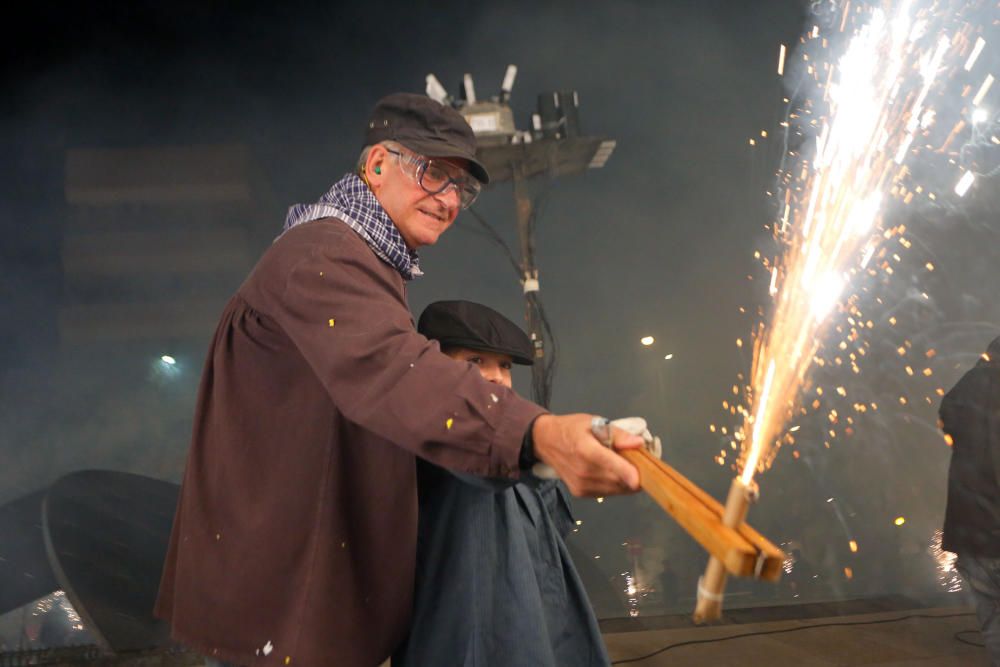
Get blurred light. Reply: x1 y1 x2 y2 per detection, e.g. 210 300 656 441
663 353 674 360
972 74 994 106
954 170 975 197
849 539 858 553
596 497 605 503
972 107 989 124
964 37 986 71
894 516 906 526
849 192 882 236
809 271 845 320
640 336 655 346
575 520 583 526
929 529 963 592
152 354 182 382
782 550 796 575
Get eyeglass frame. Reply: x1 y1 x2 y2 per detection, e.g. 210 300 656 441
383 147 482 209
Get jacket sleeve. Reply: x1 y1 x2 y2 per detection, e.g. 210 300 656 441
256 226 546 478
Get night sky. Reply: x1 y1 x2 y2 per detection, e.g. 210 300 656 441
2 1 997 617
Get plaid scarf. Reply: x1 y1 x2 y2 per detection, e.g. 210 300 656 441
282 173 422 279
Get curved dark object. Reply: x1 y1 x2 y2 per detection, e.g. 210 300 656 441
0 489 60 614
42 470 179 653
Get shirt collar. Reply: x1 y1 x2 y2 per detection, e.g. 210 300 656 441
282 173 422 279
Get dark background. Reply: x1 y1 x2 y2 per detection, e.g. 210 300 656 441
1 0 997 618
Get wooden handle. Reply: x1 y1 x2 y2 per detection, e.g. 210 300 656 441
620 448 784 581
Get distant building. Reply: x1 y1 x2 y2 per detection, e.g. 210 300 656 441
60 144 274 346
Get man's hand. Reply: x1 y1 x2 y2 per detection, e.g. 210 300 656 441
531 414 642 497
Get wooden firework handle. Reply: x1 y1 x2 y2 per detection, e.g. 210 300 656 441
619 448 785 581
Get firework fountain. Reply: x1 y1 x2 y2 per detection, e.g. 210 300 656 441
695 0 997 621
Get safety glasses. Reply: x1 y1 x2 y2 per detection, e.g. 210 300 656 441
385 148 481 209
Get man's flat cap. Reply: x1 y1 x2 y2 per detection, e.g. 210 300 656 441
418 300 533 365
365 93 490 184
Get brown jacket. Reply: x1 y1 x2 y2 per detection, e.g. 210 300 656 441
155 218 545 666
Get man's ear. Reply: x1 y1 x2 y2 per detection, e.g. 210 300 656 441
364 145 388 190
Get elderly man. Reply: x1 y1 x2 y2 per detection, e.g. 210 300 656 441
941 335 1000 666
155 93 641 666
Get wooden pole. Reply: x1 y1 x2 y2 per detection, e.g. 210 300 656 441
512 166 547 406
692 477 754 623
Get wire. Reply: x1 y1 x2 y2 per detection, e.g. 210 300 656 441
467 191 558 408
522 182 556 407
526 289 558 407
464 207 522 279
610 611 977 664
954 628 986 648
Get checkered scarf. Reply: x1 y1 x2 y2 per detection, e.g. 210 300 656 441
282 173 422 279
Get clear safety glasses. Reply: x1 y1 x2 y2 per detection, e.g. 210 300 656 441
385 148 482 209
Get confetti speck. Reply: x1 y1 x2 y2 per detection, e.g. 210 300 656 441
263 641 273 656
445 418 454 429
328 319 335 327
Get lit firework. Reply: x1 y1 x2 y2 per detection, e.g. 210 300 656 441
735 0 997 483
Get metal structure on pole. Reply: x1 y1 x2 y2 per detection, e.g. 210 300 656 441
428 67 616 407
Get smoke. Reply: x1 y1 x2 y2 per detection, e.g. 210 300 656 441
2 0 997 619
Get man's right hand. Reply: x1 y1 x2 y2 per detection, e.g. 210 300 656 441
531 414 642 497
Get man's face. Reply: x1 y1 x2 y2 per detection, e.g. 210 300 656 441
366 144 468 249
444 347 514 389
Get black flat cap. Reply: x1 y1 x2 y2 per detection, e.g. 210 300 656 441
418 300 533 365
365 93 490 185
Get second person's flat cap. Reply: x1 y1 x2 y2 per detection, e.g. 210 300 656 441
418 300 533 365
